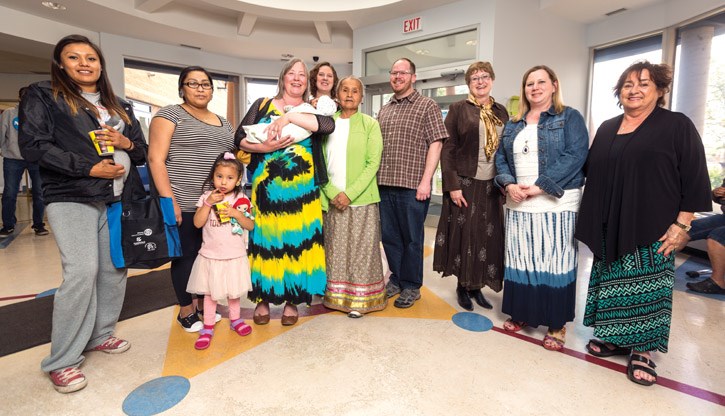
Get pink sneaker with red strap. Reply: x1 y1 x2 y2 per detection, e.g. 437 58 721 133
89 336 131 354
49 366 87 393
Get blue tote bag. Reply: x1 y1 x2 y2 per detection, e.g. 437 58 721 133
108 162 182 269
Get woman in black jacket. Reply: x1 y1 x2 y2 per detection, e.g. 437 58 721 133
575 61 710 386
19 34 147 394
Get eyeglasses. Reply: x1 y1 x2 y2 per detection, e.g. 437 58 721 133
389 71 413 77
470 75 492 83
183 81 213 90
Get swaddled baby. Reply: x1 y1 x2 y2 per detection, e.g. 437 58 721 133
243 95 337 144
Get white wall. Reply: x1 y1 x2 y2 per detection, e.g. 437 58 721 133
0 5 96 100
0 5 98 47
0 75 49 101
353 0 587 111
492 0 588 112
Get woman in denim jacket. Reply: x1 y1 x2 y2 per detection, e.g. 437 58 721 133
494 65 589 351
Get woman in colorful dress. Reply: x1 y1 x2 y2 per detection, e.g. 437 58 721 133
434 61 508 311
321 76 387 318
236 58 335 326
576 61 710 386
494 65 589 351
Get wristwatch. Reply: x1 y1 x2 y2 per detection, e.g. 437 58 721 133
674 221 691 232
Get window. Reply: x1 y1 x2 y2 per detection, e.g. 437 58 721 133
245 77 278 110
589 35 662 134
123 60 239 132
364 29 477 77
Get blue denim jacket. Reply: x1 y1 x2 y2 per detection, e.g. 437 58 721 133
494 106 589 198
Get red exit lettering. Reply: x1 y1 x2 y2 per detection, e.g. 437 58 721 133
403 17 421 33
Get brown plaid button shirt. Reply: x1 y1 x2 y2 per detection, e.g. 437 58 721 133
376 90 448 189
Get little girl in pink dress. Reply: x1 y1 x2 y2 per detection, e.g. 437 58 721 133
187 152 254 350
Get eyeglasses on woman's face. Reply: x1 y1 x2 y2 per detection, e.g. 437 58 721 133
183 81 213 90
470 74 491 83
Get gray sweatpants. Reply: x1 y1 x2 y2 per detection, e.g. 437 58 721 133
40 201 127 373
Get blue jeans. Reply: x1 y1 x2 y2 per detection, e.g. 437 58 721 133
689 213 725 246
379 186 430 290
2 158 45 229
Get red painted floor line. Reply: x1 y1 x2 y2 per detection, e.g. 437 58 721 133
0 294 37 301
491 326 725 406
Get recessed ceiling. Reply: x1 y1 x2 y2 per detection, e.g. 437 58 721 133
0 0 669 74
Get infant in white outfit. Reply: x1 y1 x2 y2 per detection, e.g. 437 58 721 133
243 95 337 144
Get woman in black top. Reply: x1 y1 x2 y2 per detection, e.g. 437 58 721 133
575 61 711 386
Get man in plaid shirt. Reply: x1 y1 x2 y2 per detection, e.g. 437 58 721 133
377 58 448 308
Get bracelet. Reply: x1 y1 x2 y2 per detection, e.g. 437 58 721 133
127 140 135 151
203 200 212 208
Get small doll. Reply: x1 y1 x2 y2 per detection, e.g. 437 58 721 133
230 196 254 235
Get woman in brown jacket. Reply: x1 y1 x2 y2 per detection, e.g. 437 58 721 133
433 61 509 311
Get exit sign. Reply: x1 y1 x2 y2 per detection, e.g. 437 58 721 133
403 17 421 33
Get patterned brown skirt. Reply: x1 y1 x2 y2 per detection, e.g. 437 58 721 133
433 177 504 292
323 204 387 314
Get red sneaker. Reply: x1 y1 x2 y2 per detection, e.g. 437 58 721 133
49 366 87 393
89 336 131 354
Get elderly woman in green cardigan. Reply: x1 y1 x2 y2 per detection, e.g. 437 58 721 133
321 76 387 318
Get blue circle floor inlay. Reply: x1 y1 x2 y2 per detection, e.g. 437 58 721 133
452 312 493 332
122 376 190 416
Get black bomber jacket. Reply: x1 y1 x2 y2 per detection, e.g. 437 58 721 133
18 81 147 205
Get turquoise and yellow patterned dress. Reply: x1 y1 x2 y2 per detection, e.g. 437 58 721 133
246 102 330 305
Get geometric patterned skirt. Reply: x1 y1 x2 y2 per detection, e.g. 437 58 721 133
583 239 674 353
322 204 387 314
501 209 578 329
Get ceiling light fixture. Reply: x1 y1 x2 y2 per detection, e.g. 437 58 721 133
41 1 67 10
281 53 294 59
465 40 478 46
415 49 430 55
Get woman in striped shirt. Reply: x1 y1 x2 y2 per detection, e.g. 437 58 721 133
148 66 236 332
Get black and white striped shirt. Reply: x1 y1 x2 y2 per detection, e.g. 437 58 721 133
154 105 235 212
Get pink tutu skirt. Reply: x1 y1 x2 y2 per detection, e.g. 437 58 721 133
187 254 253 302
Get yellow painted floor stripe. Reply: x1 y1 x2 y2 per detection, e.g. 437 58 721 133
162 285 456 378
